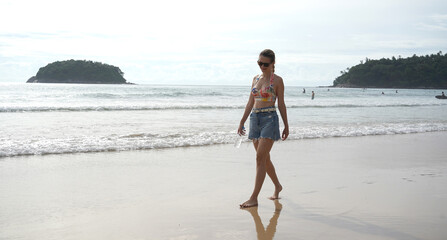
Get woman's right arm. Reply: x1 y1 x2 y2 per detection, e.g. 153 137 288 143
238 91 254 135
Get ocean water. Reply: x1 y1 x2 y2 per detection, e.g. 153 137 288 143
1 82 446 158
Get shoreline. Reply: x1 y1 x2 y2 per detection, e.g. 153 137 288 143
2 131 447 159
1 132 447 239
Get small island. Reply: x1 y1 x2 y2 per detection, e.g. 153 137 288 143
27 60 132 84
333 52 447 89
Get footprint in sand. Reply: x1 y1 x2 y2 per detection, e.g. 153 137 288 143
301 191 318 194
420 173 437 177
402 177 414 182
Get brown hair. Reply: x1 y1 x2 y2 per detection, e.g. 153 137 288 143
260 49 275 72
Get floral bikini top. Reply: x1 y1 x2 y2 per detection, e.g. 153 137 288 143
251 73 276 102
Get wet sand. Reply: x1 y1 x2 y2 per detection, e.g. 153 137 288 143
1 132 447 240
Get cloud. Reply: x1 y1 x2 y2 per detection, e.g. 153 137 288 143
1 0 447 85
417 14 447 31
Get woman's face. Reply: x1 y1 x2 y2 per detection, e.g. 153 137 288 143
257 55 274 73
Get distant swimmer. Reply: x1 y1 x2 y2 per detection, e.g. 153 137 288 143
311 91 315 100
435 92 446 99
382 92 385 95
303 88 306 93
396 90 398 93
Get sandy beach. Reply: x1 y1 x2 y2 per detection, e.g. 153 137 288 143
1 132 447 240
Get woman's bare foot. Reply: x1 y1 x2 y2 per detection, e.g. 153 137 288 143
240 199 258 208
269 184 282 200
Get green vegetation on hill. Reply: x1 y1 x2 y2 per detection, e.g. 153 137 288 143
333 52 447 89
27 60 129 84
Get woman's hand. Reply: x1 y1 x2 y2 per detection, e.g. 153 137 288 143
282 126 289 140
237 124 246 136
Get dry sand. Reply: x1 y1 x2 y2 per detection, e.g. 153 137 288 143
1 132 447 240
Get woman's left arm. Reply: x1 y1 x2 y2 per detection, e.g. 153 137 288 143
276 77 289 140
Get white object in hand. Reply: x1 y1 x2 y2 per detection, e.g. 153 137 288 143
234 127 245 148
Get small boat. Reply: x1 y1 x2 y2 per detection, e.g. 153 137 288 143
435 95 447 99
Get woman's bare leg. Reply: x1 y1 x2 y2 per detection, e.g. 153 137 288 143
266 157 283 200
240 138 274 208
254 140 282 199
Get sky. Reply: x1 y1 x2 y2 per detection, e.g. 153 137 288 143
0 0 446 86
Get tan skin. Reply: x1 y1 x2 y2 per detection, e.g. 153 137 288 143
238 55 289 208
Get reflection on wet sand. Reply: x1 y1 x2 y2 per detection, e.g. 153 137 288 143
243 200 282 240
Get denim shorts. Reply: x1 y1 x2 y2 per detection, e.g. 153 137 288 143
249 108 281 141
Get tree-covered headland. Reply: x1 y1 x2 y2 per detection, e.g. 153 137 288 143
27 60 131 84
333 52 447 89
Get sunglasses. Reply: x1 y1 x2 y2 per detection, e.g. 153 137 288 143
257 61 271 67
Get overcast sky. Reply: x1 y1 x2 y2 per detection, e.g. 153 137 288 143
1 0 446 86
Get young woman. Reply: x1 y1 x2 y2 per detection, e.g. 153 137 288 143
238 49 289 208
